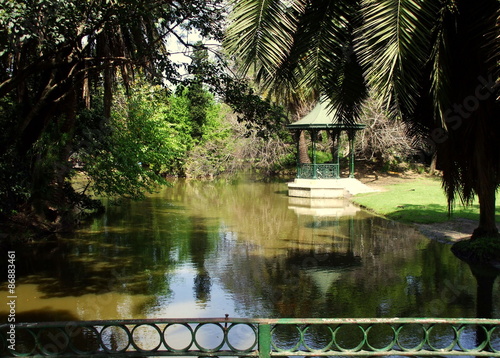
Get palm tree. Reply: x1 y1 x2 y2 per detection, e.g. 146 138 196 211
224 0 500 241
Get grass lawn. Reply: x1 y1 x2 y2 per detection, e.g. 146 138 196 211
352 176 500 224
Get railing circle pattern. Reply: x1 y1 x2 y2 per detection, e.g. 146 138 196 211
364 324 397 352
269 321 500 356
130 323 163 352
99 324 131 353
225 323 258 353
332 324 365 352
193 323 226 352
68 325 100 356
163 323 194 352
1 318 499 356
271 324 302 352
395 323 427 351
301 324 335 352
491 325 500 353
36 328 69 356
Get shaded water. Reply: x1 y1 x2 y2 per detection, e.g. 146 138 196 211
1 179 499 323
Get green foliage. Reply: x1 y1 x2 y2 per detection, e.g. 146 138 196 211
184 103 233 178
175 83 216 143
163 86 227 176
185 43 213 140
75 82 231 187
77 84 187 199
452 236 500 264
186 83 210 140
183 48 289 140
309 150 332 164
223 80 289 139
0 99 30 215
0 0 229 231
77 84 225 198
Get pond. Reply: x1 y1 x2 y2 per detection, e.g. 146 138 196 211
2 179 499 323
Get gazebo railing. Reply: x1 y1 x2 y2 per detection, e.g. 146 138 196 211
297 163 340 179
2 317 500 357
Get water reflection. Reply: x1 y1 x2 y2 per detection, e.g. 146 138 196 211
189 216 212 305
0 180 498 323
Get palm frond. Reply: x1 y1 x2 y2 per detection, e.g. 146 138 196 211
258 0 352 102
356 0 439 116
265 0 366 122
323 46 368 125
426 2 458 128
224 0 305 79
224 0 367 123
292 0 352 90
430 0 500 210
317 1 367 124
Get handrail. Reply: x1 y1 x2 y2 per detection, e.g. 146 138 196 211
1 317 500 357
297 163 340 179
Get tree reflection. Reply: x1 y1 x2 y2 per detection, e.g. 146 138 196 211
470 264 499 319
6 180 498 324
189 216 213 305
451 249 500 353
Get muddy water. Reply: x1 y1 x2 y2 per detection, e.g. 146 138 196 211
1 180 499 323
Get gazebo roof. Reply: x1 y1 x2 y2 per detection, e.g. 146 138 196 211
286 99 365 130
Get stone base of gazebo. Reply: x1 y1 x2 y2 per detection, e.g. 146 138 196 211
288 196 361 217
287 178 377 198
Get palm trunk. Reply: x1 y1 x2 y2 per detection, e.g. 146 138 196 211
298 130 311 164
473 180 499 239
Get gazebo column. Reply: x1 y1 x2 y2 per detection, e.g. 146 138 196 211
347 129 356 178
309 129 318 179
294 131 301 177
335 132 340 168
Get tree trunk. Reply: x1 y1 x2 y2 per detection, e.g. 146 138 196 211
473 179 499 239
429 151 437 174
298 130 311 164
328 130 340 164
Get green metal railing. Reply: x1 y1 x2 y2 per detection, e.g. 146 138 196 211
1 317 500 357
297 163 340 179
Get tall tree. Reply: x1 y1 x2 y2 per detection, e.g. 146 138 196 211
0 0 225 229
224 0 500 241
185 43 213 140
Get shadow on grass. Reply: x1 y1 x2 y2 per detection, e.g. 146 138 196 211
385 203 484 224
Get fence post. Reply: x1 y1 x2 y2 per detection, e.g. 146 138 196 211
258 323 271 358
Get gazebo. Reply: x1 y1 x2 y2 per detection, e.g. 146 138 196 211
286 99 365 179
286 99 370 199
